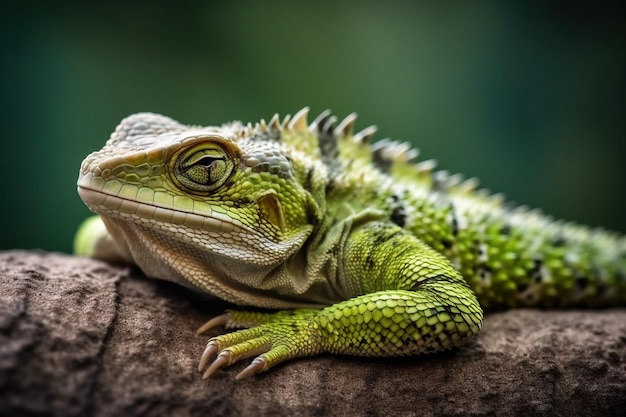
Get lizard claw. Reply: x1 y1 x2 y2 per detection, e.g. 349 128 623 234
198 341 219 372
196 309 321 379
202 350 232 379
198 333 272 379
196 313 230 335
235 357 268 380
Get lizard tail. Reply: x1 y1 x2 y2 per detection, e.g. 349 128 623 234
458 215 626 310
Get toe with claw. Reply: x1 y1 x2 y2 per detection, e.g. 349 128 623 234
196 309 322 380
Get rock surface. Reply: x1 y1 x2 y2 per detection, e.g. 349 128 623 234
1 250 625 417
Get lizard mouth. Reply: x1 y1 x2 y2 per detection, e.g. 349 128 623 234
77 183 239 233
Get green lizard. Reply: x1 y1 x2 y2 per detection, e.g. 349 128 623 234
75 108 626 380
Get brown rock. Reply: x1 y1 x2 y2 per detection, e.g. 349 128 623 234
1 250 625 416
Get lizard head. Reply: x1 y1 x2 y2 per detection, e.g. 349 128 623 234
77 112 326 277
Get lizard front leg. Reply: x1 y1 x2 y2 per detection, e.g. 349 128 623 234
198 221 483 379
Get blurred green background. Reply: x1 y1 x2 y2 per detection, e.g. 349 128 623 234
1 1 624 253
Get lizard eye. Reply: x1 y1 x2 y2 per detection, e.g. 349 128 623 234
173 143 235 193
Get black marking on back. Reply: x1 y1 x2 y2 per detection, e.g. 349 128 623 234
552 235 566 247
531 258 543 282
303 166 315 193
312 111 342 176
575 275 589 291
315 114 339 164
372 149 392 173
389 194 407 228
449 203 459 237
391 206 406 228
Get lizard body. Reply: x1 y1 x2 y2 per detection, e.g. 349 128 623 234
75 108 626 379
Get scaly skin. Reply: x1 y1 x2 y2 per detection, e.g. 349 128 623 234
75 108 626 379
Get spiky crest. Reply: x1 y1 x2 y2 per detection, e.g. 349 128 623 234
242 108 508 204
288 107 309 132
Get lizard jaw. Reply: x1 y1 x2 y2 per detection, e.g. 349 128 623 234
77 184 235 232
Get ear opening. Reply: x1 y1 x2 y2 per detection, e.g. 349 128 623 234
258 192 286 232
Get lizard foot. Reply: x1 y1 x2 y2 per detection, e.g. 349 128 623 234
197 309 322 380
